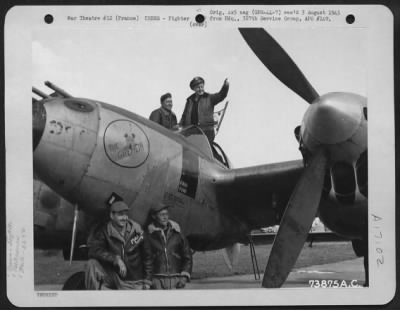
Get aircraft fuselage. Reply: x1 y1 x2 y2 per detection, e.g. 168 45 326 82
33 98 251 250
33 91 368 251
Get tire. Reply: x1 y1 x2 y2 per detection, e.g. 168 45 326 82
62 271 86 290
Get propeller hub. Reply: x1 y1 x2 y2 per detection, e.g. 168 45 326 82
301 92 366 147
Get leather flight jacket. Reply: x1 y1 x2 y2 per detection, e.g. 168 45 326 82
87 219 151 282
143 220 192 281
179 83 229 130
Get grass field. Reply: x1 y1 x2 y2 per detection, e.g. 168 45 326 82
35 242 356 286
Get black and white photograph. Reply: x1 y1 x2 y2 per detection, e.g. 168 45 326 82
5 5 395 307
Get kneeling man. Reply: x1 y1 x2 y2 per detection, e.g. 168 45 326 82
85 200 151 290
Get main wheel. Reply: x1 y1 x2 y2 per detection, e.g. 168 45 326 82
62 271 86 290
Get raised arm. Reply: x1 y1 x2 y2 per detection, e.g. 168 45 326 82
210 78 229 106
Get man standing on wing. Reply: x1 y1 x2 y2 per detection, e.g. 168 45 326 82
144 203 192 289
179 77 229 143
85 200 151 290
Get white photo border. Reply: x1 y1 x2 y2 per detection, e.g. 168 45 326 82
5 4 395 307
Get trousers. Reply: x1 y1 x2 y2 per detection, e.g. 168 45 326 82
151 275 186 290
85 259 145 290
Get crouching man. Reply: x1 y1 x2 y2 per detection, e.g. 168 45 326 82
144 203 192 289
85 200 151 290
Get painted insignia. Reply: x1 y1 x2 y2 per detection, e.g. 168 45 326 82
104 120 149 168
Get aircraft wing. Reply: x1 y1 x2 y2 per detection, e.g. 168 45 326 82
217 160 304 229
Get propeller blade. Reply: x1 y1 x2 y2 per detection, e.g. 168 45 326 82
239 28 319 104
262 148 328 288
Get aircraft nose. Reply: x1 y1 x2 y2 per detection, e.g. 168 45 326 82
302 92 365 145
33 99 46 151
33 98 100 202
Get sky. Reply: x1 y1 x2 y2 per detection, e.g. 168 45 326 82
32 26 366 168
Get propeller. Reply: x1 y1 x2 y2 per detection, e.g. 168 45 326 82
239 28 332 288
239 28 319 104
262 148 329 287
240 28 368 287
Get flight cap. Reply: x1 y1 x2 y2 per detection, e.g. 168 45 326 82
190 76 205 90
111 201 129 212
151 202 170 214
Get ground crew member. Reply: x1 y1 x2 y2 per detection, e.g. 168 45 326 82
179 77 229 142
149 93 178 130
85 200 151 290
143 203 192 289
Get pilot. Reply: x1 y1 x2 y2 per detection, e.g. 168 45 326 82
179 77 229 143
143 203 192 289
85 200 152 290
149 92 178 130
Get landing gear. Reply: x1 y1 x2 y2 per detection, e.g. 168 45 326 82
351 238 368 287
62 271 86 290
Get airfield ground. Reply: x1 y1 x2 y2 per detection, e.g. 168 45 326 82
35 241 359 288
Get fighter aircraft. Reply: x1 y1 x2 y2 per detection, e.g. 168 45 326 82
32 28 368 289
